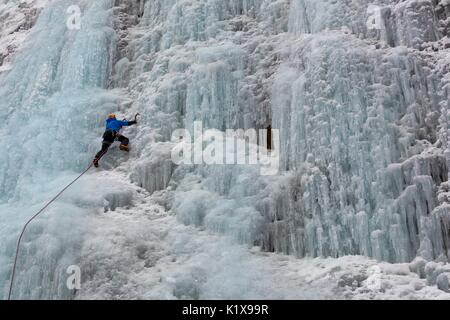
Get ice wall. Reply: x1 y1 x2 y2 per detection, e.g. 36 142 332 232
272 32 448 261
2 0 450 300
0 0 118 202
0 0 125 299
288 0 443 49
121 0 450 263
273 0 450 262
124 0 288 192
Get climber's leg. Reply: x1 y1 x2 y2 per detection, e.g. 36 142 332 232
118 134 130 152
93 130 116 167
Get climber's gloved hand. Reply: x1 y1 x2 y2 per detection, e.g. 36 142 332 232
125 113 140 126
131 113 140 125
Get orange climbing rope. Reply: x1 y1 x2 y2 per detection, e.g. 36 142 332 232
8 163 94 300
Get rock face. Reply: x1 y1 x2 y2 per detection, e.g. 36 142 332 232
1 1 450 299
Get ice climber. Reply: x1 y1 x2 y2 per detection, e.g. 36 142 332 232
93 113 139 168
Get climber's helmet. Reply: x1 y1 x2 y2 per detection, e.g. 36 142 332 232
108 113 116 119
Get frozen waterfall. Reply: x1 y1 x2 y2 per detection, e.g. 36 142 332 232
1 0 450 299
126 0 450 263
0 0 123 299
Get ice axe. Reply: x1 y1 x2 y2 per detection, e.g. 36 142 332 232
123 113 141 123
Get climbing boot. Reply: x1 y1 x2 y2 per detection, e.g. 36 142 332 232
93 158 99 168
119 144 130 152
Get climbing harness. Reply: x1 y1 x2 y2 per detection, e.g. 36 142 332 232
8 163 94 300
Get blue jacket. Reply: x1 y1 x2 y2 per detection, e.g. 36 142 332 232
106 118 131 132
